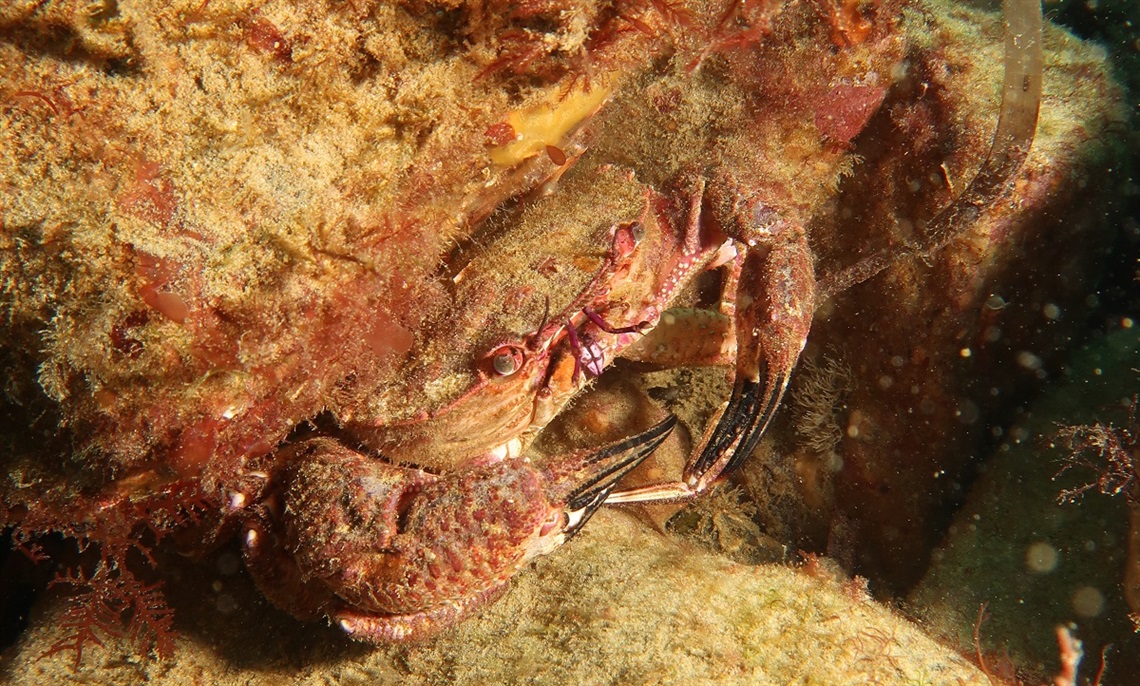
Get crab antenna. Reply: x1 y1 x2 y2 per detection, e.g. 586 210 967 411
529 295 555 351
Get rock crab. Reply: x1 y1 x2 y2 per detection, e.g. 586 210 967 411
0 0 1041 655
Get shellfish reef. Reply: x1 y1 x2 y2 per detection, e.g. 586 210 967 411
1 0 1136 683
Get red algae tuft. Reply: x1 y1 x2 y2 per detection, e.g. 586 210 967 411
813 82 888 145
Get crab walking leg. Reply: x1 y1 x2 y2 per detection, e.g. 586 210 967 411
619 308 736 368
695 229 815 485
607 223 814 504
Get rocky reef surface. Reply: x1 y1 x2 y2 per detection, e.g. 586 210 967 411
0 0 1132 681
3 510 990 685
912 325 1140 683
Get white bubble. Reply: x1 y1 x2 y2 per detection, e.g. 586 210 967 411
1016 351 1043 370
1071 586 1105 617
985 295 1007 310
1026 541 1058 574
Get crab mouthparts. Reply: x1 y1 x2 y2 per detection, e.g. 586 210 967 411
486 438 524 462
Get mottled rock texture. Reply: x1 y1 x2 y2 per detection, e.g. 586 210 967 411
3 511 990 685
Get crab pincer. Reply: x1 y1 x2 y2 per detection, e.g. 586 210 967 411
242 416 677 642
686 202 815 494
607 191 815 504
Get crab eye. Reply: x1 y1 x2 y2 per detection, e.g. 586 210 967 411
489 345 525 376
610 221 643 258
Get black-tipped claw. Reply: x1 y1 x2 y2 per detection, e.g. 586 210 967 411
554 415 677 539
687 236 813 493
690 376 777 486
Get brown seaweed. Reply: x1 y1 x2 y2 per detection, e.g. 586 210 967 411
818 0 1044 297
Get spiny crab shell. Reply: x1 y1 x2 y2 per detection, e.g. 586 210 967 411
0 0 1044 655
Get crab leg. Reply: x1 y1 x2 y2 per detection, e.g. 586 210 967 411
336 585 512 642
618 308 736 368
693 231 815 485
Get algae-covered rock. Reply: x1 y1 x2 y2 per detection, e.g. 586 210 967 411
0 0 1130 680
774 0 1128 592
3 511 988 685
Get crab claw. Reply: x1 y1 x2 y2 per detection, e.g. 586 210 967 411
337 415 676 642
252 416 678 644
686 225 815 493
608 208 816 507
545 413 678 540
